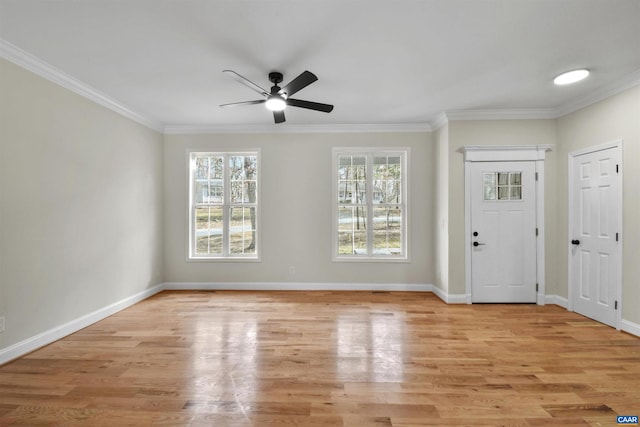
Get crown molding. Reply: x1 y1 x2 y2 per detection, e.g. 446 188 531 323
432 69 640 126
0 38 163 132
444 108 557 121
430 113 449 130
163 122 432 135
552 69 640 118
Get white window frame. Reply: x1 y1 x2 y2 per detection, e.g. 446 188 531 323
332 147 409 262
188 151 260 261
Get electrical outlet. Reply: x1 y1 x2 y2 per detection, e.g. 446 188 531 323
0 317 5 333
289 266 295 275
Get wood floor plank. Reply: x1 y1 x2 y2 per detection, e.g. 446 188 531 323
0 290 639 426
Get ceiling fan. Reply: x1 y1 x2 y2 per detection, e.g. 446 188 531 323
220 70 334 123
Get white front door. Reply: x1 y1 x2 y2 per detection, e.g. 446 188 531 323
470 161 537 303
569 145 621 327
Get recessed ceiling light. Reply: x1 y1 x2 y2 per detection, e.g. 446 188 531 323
554 69 590 85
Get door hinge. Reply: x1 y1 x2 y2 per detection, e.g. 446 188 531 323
615 300 618 310
535 172 539 181
536 283 539 292
616 232 619 242
616 164 619 173
535 228 539 236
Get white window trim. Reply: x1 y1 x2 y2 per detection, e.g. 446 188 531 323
187 150 261 262
332 147 410 263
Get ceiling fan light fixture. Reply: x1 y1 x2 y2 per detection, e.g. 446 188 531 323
554 69 590 85
265 96 287 111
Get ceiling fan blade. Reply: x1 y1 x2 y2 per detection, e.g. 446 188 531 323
223 70 269 96
273 110 286 123
287 98 334 113
279 70 318 97
220 100 266 108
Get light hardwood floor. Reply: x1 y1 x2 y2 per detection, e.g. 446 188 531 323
0 291 639 426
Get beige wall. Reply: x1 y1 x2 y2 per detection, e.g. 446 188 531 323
433 124 449 294
447 119 558 296
0 59 165 349
556 86 640 323
163 132 435 286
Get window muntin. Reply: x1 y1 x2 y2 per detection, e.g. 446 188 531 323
334 150 407 260
189 152 258 259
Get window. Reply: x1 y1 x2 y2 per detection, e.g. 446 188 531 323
483 171 522 201
189 152 259 259
333 149 408 260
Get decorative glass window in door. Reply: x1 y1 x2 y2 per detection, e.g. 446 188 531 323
483 172 522 200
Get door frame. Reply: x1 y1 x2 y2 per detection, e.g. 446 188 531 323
460 145 552 304
567 140 623 329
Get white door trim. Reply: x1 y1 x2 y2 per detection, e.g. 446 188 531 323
567 140 623 329
460 145 552 304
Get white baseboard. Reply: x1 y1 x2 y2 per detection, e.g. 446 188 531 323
165 281 478 304
0 284 165 365
621 319 640 337
545 294 569 308
163 281 434 292
431 286 470 304
544 295 638 338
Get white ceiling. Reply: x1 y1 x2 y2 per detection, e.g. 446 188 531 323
1 0 639 131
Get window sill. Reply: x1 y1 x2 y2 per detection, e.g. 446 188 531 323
332 256 409 263
187 257 261 263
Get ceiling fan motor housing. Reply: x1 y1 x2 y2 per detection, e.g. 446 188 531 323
268 72 283 85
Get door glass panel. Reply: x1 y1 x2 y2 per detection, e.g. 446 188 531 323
484 171 523 201
484 185 496 200
498 186 509 200
483 173 496 185
510 172 522 185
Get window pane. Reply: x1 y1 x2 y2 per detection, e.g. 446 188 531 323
229 155 258 205
338 156 366 179
510 172 521 185
498 172 509 185
338 181 350 203
195 206 223 255
338 155 367 205
194 156 224 204
374 155 402 204
374 179 401 204
483 172 496 185
373 206 402 255
337 180 366 204
195 157 209 180
230 181 246 204
510 186 522 200
338 206 367 255
195 181 223 204
498 186 509 200
229 207 257 254
484 185 496 200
